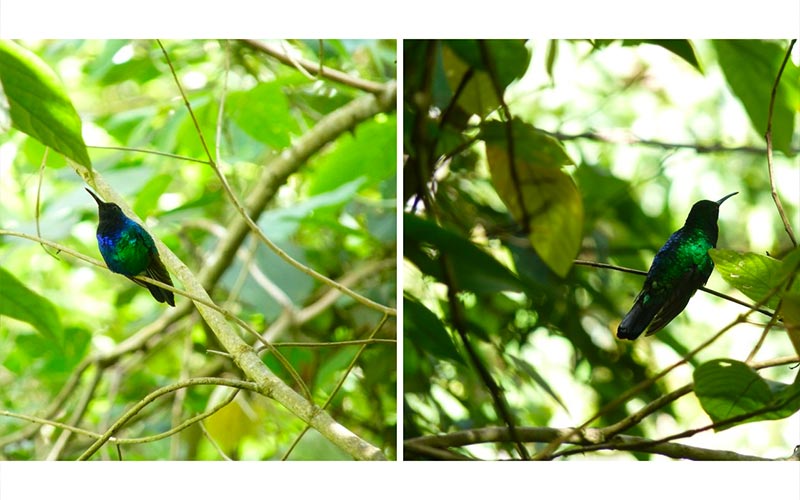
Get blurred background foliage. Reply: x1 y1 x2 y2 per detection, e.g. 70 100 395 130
0 39 397 460
404 39 799 460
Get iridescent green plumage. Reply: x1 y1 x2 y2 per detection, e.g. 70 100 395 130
86 188 175 306
617 192 737 340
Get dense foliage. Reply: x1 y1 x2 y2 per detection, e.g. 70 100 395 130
404 39 799 460
0 39 397 460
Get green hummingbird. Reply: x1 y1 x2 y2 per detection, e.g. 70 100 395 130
617 192 737 340
86 188 175 306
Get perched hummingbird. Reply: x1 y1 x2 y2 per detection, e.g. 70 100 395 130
617 192 737 340
86 188 175 306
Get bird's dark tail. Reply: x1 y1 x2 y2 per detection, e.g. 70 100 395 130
128 275 175 306
126 255 175 307
617 297 657 340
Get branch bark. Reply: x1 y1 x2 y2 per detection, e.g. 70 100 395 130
406 426 772 461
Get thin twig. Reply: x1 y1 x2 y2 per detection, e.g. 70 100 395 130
479 40 529 233
199 421 234 461
242 39 386 95
86 145 210 165
548 129 800 155
764 38 798 248
573 259 778 320
746 258 799 362
35 147 60 260
78 378 258 460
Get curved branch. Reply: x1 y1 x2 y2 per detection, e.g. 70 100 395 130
241 39 388 95
573 259 778 320
78 378 257 459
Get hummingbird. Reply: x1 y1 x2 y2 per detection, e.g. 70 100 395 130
86 188 175 306
617 192 737 340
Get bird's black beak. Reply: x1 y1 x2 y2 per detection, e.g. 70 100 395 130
85 188 104 206
716 192 738 205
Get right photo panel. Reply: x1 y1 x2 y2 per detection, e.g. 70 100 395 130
403 39 800 461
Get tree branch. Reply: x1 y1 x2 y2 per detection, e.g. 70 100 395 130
241 39 387 95
548 129 800 156
406 425 771 461
764 38 797 248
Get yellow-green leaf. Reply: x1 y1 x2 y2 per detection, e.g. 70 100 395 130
441 40 530 118
483 119 582 277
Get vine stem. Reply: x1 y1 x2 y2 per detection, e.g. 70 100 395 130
764 39 798 248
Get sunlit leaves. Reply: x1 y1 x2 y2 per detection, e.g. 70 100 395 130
0 40 91 167
710 248 800 311
307 115 397 195
227 80 300 149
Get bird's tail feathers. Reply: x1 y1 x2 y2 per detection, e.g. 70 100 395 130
617 297 657 340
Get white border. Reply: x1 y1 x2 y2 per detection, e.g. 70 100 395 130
1 0 798 38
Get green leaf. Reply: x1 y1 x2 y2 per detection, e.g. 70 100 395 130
403 295 465 366
482 119 582 277
622 40 703 73
0 40 91 167
713 40 797 156
694 359 800 431
710 248 800 311
441 40 530 117
307 115 396 195
133 173 173 217
404 212 528 294
0 266 62 344
227 80 299 149
545 40 558 81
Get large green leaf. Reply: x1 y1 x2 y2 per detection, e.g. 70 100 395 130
482 119 582 278
710 248 800 311
713 40 797 156
694 359 800 431
404 212 528 294
0 40 91 167
0 266 63 344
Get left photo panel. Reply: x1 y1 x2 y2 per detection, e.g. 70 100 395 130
0 39 397 460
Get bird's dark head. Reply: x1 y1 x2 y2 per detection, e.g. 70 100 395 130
684 192 737 231
86 188 126 222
